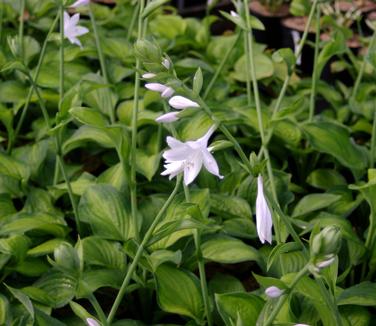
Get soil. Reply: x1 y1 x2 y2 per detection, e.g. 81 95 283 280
249 1 290 18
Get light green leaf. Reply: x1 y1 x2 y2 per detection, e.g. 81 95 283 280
307 169 346 190
338 282 376 306
292 193 341 217
155 264 204 323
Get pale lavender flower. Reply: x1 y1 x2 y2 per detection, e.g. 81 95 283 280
142 73 157 79
70 0 90 8
63 12 89 48
145 83 174 98
156 112 180 123
256 175 273 244
161 126 223 185
162 58 171 69
86 318 100 326
168 96 199 110
316 255 336 269
265 286 283 298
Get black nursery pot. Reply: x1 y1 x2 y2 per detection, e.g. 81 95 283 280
281 16 316 76
249 1 290 50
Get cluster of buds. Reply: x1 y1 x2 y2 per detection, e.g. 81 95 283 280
310 226 342 272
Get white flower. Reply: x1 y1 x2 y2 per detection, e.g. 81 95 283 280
161 126 223 185
70 0 90 8
295 324 310 326
168 96 199 110
265 286 283 298
156 112 179 123
142 73 156 79
162 58 171 69
230 10 239 17
86 318 100 326
256 175 273 244
316 255 336 269
145 83 174 98
63 12 89 48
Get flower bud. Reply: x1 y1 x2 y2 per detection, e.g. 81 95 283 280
315 255 336 269
70 0 90 8
311 226 341 259
86 318 101 326
156 112 179 123
265 286 283 298
169 96 199 110
142 73 156 79
162 58 171 69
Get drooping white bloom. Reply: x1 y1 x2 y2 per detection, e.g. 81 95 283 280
156 112 179 123
230 10 239 17
142 72 156 79
256 175 273 244
265 286 283 298
316 255 336 269
145 83 174 98
161 126 223 185
162 58 171 69
86 318 100 326
295 324 310 326
169 96 199 110
63 12 89 48
70 0 90 8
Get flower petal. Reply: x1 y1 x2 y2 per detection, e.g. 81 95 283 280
202 150 223 179
145 83 168 93
183 152 203 185
71 0 90 7
256 175 273 244
156 112 179 123
142 73 156 79
169 96 199 110
161 161 184 179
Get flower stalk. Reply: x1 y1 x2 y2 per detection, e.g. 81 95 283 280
106 177 182 324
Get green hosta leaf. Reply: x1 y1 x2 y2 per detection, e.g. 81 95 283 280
0 152 30 181
222 218 257 239
301 121 368 171
149 250 182 271
142 0 169 18
340 306 371 326
232 53 274 81
27 239 68 257
209 273 245 294
155 264 204 323
272 48 295 74
97 163 126 192
53 243 80 273
0 81 31 103
0 194 16 218
179 111 213 141
292 193 341 217
0 235 29 262
307 169 346 190
52 172 96 198
283 274 338 325
338 282 376 306
6 285 34 319
201 235 260 264
81 236 125 270
34 270 78 308
135 150 160 181
69 106 108 127
215 292 264 326
77 269 123 298
210 194 252 219
0 213 68 238
78 184 135 241
149 15 187 39
0 294 9 324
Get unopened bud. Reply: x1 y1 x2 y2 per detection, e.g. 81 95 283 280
311 226 341 259
265 286 283 298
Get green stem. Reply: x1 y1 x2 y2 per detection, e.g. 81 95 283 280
89 294 108 326
26 71 82 234
371 109 376 168
12 12 59 152
126 2 140 42
129 0 145 243
262 0 319 147
18 0 25 62
264 264 309 326
106 177 181 324
243 29 252 106
89 4 114 123
203 32 241 100
0 1 3 42
308 5 320 122
352 28 376 101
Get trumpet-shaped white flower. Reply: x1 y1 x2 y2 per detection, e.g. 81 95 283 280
142 72 156 79
63 12 89 48
145 83 174 98
161 126 223 185
156 112 180 123
86 318 100 326
70 0 90 8
169 96 199 110
265 286 283 298
256 175 273 244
